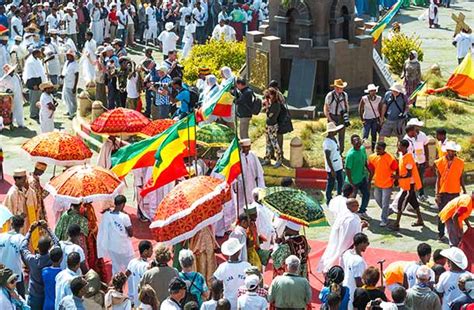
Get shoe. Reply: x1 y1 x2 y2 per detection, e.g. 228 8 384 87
261 159 271 166
379 221 387 227
419 195 428 202
273 161 282 168
358 212 370 220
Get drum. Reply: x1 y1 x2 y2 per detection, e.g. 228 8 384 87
0 93 13 127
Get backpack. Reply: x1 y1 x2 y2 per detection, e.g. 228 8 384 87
180 272 201 305
188 86 200 109
251 93 262 115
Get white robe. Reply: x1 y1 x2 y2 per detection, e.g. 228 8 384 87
90 8 104 44
326 195 348 225
97 139 119 169
252 201 275 250
44 43 61 76
229 225 247 262
211 24 236 42
0 74 24 127
235 151 265 211
182 22 195 59
80 39 97 84
212 172 237 237
39 92 55 133
317 209 362 273
0 45 10 70
23 55 47 84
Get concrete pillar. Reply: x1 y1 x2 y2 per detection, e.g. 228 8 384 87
262 36 282 88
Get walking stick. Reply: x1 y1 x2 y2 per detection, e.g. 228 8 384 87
378 259 386 288
302 226 313 275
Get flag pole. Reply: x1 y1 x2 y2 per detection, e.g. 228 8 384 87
192 111 198 174
234 113 249 213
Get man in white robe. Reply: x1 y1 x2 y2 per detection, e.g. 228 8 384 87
79 31 97 85
0 64 25 127
250 188 275 250
235 139 265 213
326 184 355 225
0 36 10 69
97 136 121 169
211 19 236 42
44 34 61 85
90 2 104 45
317 198 367 273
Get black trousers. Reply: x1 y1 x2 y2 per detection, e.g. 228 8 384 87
398 184 420 212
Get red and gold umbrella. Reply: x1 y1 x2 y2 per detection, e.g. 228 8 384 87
44 165 125 204
149 176 230 245
0 25 7 35
21 131 93 166
91 108 150 135
138 119 176 138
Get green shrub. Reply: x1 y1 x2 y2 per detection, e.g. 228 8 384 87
350 118 363 130
181 39 246 85
301 121 326 151
382 32 424 75
447 101 467 114
410 106 432 120
427 98 448 119
249 116 266 141
460 135 474 162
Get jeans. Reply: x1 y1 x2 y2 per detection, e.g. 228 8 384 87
374 187 392 223
326 169 344 203
417 163 425 196
196 26 205 44
352 177 370 213
363 118 378 150
137 22 146 42
107 80 118 109
438 193 459 238
145 89 154 116
117 28 128 42
27 294 44 310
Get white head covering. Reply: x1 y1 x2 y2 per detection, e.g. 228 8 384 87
221 66 233 79
410 50 418 62
206 74 217 86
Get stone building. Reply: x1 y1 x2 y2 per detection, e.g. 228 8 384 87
246 0 374 110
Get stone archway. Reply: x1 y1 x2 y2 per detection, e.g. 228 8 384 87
330 0 355 41
275 0 313 44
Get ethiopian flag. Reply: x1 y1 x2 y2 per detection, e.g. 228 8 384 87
178 112 196 157
213 137 241 184
370 0 402 44
197 83 234 122
409 81 427 100
427 53 474 98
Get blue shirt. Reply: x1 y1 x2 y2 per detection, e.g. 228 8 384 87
42 266 62 310
58 295 85 310
319 286 350 310
383 91 408 121
179 271 208 306
176 85 191 113
0 14 8 28
154 75 172 106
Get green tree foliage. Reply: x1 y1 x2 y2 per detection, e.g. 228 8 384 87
382 32 424 75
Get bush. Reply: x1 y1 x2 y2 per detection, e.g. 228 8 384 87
301 121 326 150
382 32 424 75
427 98 448 119
460 135 474 162
181 39 246 85
249 116 266 141
447 101 467 114
410 106 432 120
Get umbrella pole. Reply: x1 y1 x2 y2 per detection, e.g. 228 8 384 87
53 165 56 177
192 112 198 174
233 112 249 213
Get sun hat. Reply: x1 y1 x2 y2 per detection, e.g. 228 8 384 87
39 81 55 91
330 79 348 88
14 35 22 42
165 22 174 31
440 247 468 270
442 141 462 152
406 118 424 127
239 138 251 146
389 83 406 95
364 83 379 93
322 122 345 135
244 274 260 290
3 64 17 76
96 46 105 55
48 29 58 35
104 45 114 52
157 65 168 72
221 237 244 256
65 3 75 11
13 168 26 178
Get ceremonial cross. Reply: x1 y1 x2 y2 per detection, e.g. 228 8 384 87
452 12 471 36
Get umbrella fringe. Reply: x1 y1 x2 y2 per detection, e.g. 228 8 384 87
44 181 126 204
152 210 224 246
149 180 228 228
24 154 92 167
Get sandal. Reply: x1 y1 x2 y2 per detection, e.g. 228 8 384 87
411 221 424 227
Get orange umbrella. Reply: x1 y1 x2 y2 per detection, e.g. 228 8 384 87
45 165 125 204
138 119 176 138
91 108 150 135
21 131 93 166
149 176 230 245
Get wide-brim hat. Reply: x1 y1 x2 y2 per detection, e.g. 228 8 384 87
3 64 17 76
330 79 347 88
441 247 468 270
322 122 344 134
39 81 55 91
96 46 105 55
442 141 462 152
221 237 244 256
406 118 424 127
364 83 379 93
112 39 123 46
65 3 75 11
389 83 406 95
165 22 174 31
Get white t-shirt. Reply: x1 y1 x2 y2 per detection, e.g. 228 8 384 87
117 10 128 29
97 211 134 257
436 270 473 310
192 7 205 27
237 292 268 310
127 6 135 25
146 7 157 26
179 6 192 26
201 300 218 310
10 16 23 37
404 131 429 164
183 23 196 42
0 232 25 278
61 60 79 89
323 137 343 172
158 30 179 55
65 13 78 35
59 240 86 271
454 32 473 59
127 258 149 306
160 298 181 310
126 74 139 99
213 261 252 310
46 14 59 30
342 249 367 310
403 262 436 288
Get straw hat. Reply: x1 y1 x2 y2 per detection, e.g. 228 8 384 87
442 141 461 152
389 83 406 95
221 238 244 256
364 83 379 93
13 168 26 177
330 79 347 88
406 118 424 127
322 122 344 134
39 81 55 91
96 46 105 55
25 24 40 33
3 64 17 76
165 22 174 31
157 65 168 72
440 247 468 270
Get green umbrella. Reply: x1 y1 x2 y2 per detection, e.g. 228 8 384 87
258 187 328 227
197 123 235 148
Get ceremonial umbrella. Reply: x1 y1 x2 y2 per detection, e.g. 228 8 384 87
0 204 13 227
21 131 93 166
149 176 230 245
197 123 235 148
258 187 327 227
138 119 176 138
44 165 125 204
0 25 7 35
91 108 150 135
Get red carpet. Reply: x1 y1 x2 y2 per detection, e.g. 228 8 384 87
1 176 419 307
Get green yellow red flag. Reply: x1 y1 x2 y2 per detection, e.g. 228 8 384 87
213 137 241 184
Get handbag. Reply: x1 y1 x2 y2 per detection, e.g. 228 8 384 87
25 77 42 90
277 101 293 135
366 95 382 132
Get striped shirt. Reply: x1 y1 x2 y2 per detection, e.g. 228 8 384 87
154 75 172 106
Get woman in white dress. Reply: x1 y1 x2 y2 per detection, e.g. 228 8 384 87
90 2 104 44
80 31 97 85
38 81 56 133
182 15 195 59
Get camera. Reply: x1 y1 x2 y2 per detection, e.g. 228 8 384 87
151 82 170 89
342 110 351 127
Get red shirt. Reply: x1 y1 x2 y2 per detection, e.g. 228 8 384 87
109 10 118 24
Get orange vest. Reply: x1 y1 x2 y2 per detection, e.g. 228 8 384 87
435 156 464 194
368 153 398 189
398 152 422 191
439 194 473 226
